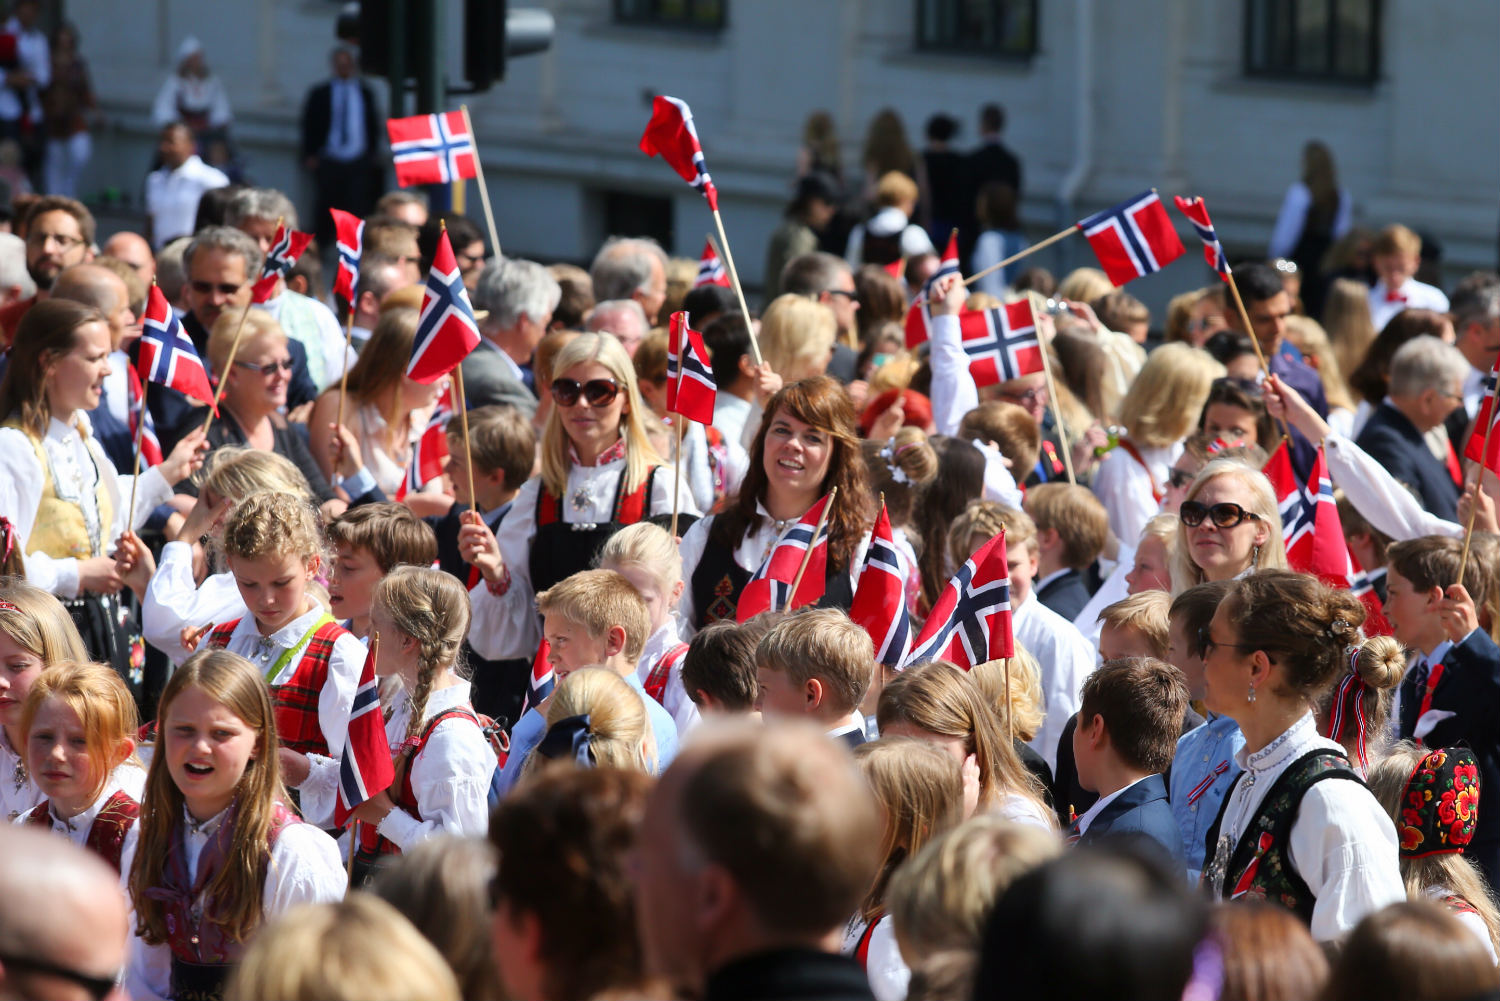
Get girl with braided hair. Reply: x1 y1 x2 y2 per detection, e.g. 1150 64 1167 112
347 566 493 886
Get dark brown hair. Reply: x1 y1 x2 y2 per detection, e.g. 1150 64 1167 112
0 298 106 435
1169 580 1233 660
1348 307 1451 403
1322 900 1500 1001
957 401 1041 477
913 437 987 608
326 502 438 574
1223 571 1370 703
680 621 759 712
1213 901 1329 1001
1078 658 1188 773
1386 536 1487 605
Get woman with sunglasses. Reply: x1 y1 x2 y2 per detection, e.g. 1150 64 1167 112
677 376 875 629
309 303 446 514
1170 458 1288 593
0 300 207 694
1200 570 1405 941
466 333 696 660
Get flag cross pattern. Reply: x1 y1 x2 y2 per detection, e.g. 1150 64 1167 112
389 110 478 187
1077 189 1185 286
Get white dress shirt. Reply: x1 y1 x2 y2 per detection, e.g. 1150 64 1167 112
1369 278 1450 333
13 765 146 888
1091 439 1181 548
713 393 753 447
323 77 367 161
1012 594 1094 772
144 154 230 249
375 682 493 851
637 619 701 736
142 544 248 665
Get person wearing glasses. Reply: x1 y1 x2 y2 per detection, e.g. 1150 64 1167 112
1199 570 1405 941
465 333 697 661
0 194 94 345
1170 458 1288 594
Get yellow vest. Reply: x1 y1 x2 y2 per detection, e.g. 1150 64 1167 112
2 418 113 561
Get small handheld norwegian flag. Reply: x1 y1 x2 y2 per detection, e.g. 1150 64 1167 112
335 633 396 827
959 300 1043 388
251 222 313 303
330 208 365 305
1076 190 1185 287
904 528 1014 670
639 96 718 211
693 238 730 288
387 110 478 187
398 385 455 502
850 504 912 668
521 638 555 716
736 491 834 621
666 311 716 426
1465 360 1500 473
408 229 482 384
139 284 217 413
1173 195 1231 283
903 232 960 349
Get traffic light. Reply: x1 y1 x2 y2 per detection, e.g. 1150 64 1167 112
358 0 554 92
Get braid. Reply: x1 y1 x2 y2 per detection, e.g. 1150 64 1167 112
374 566 473 741
404 658 438 742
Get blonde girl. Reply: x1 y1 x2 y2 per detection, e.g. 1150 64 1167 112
17 662 143 879
140 446 315 665
760 294 839 383
128 650 344 1001
0 582 89 820
529 667 656 774
598 523 695 735
204 491 365 829
844 737 964 1001
347 566 493 885
1171 458 1289 593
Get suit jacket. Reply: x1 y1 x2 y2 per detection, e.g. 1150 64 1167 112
1355 401 1461 523
300 78 380 162
703 949 874 1001
1036 568 1090 623
966 140 1022 197
1053 706 1203 829
460 343 538 420
1077 773 1185 865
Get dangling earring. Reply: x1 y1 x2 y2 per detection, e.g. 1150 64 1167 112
1252 543 1262 565
1247 683 1257 704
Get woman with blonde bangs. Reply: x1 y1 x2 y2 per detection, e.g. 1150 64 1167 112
760 293 838 385
309 305 447 510
1171 458 1287 593
527 667 656 775
466 332 697 662
1092 343 1225 546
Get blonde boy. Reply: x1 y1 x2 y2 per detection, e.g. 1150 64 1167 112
1096 591 1171 663
1368 224 1448 331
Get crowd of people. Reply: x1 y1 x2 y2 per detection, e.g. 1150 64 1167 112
1 57 1500 1001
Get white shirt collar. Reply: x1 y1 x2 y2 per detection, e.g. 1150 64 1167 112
1075 775 1150 836
826 712 866 739
1034 568 1069 593
1235 712 1321 775
639 619 684 668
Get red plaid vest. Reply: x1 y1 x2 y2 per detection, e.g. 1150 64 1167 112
362 705 481 858
643 642 689 706
208 618 350 757
22 788 140 873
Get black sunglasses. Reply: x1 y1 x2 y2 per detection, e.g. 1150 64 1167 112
189 280 245 296
1180 500 1261 529
551 377 620 408
0 952 119 1001
234 358 295 377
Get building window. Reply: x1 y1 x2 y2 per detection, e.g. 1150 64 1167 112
1245 0 1381 84
614 0 725 30
916 0 1038 58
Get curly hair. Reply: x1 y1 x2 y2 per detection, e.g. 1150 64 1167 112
220 491 328 568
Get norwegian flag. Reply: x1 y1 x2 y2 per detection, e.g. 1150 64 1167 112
903 528 1014 670
397 385 455 501
902 233 960 349
1350 557 1393 638
250 223 313 303
959 300 1043 388
1464 363 1500 472
138 284 216 413
330 208 364 305
850 504 912 668
693 239 730 288
666 311 717 426
1173 195 1231 283
408 230 482 384
1077 190 1185 287
1263 441 1314 569
387 110 478 187
639 95 719 211
521 638 555 716
736 492 833 621
126 367 163 467
334 638 396 827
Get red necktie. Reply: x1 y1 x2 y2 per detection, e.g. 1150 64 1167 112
1446 440 1463 486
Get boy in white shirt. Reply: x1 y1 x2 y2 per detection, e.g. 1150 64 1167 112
1368 223 1448 332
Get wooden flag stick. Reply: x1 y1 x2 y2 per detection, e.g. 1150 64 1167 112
909 224 1079 313
1225 273 1294 443
670 418 685 539
1458 418 1499 583
1029 299 1076 485
454 366 478 516
460 105 502 258
786 487 838 612
1004 657 1014 744
710 208 765 367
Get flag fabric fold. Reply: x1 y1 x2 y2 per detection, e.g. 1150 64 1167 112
330 208 365 304
902 232 960 349
250 223 313 303
335 641 396 827
387 110 478 187
138 284 217 413
639 96 719 210
736 492 833 621
398 383 455 501
904 529 1014 669
693 239 730 288
1172 195 1231 282
666 311 717 426
1077 190 1185 286
407 230 482 384
850 504 912 668
521 638 555 716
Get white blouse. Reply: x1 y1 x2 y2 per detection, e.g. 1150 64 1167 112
1091 439 1181 549
1206 712 1405 942
637 619 700 737
127 803 345 1001
214 606 366 829
0 415 172 598
374 682 493 852
0 727 41 822
1324 431 1461 543
141 542 247 665
841 913 908 1001
468 461 698 661
13 765 145 889
1423 884 1499 964
1012 595 1094 773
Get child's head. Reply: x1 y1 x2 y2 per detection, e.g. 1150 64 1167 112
372 566 471 736
957 402 1042 478
1023 483 1109 572
1167 580 1231 701
20 662 138 812
754 608 875 722
1385 536 1486 653
221 491 327 633
1373 224 1422 291
535 569 651 677
680 622 759 714
0 582 88 735
1098 591 1172 662
1073 658 1188 792
597 523 683 635
861 428 939 528
1126 514 1179 595
970 646 1044 743
853 738 964 921
533 667 655 774
326 503 438 626
949 502 1036 602
194 447 313 557
447 405 536 510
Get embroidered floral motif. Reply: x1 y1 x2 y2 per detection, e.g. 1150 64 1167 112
1399 746 1480 858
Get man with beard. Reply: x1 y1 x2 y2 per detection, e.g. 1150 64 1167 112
0 195 93 343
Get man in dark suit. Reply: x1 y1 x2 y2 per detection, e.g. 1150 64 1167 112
967 103 1021 199
461 258 557 421
300 45 381 250
1355 334 1469 524
1070 659 1187 866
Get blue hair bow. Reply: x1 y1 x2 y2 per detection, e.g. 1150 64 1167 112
536 713 594 766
